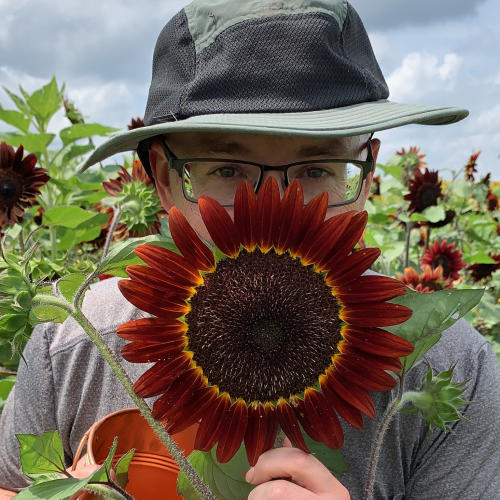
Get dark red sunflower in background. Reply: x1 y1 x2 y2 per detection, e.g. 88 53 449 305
467 253 500 282
397 265 452 294
117 178 413 466
128 117 145 130
486 190 499 212
396 146 427 172
464 151 481 181
102 159 166 240
420 239 466 281
404 169 443 214
62 95 85 125
0 142 50 229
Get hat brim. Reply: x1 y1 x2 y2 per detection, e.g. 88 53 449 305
79 100 468 171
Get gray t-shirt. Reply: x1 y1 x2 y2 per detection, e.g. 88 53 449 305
0 277 499 499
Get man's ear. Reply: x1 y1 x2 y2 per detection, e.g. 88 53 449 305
149 139 174 212
360 137 380 204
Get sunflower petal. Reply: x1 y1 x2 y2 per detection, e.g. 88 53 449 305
342 326 414 357
262 403 279 454
274 180 304 254
276 398 309 453
133 352 193 397
121 338 187 363
255 177 280 253
321 211 368 267
245 403 272 466
134 244 203 287
234 181 257 251
169 207 215 271
303 388 343 449
118 280 189 317
324 367 376 418
164 385 219 435
326 248 380 287
195 393 231 451
216 399 248 463
339 342 403 372
152 367 204 420
334 355 398 392
116 317 187 342
289 192 328 256
199 196 240 257
319 374 363 429
291 396 322 442
126 264 194 298
334 276 407 304
340 303 412 327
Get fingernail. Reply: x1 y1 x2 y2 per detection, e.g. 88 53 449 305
245 467 254 482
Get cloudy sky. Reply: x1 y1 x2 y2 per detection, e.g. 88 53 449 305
1 0 498 177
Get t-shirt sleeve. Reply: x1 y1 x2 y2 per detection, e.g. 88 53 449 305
405 340 500 499
0 323 58 491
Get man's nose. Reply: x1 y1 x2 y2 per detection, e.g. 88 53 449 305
259 171 287 198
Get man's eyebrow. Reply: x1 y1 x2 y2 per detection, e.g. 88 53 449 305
296 144 349 157
203 142 251 156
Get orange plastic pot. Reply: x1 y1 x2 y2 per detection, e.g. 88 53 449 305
72 408 198 500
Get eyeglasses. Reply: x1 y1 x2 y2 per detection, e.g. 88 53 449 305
160 138 374 207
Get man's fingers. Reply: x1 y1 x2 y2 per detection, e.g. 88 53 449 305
69 456 100 478
245 447 347 496
248 479 316 500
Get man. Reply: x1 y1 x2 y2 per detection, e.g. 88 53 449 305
1 1 499 498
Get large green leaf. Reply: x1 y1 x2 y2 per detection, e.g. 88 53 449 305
29 304 69 325
388 288 484 372
54 214 109 251
2 87 30 115
17 431 66 476
178 444 253 500
0 105 30 133
59 123 119 146
62 143 94 164
26 77 62 127
0 376 15 413
114 448 135 490
420 205 445 223
0 132 54 153
57 273 87 303
463 252 497 264
43 206 100 228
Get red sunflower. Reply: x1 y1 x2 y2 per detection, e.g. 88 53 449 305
0 142 50 229
464 151 480 181
102 159 166 240
486 190 499 212
128 117 145 130
420 239 466 281
117 178 413 466
397 265 452 294
404 169 443 214
467 253 500 282
396 146 427 172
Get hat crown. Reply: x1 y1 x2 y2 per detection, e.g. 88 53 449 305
144 0 388 125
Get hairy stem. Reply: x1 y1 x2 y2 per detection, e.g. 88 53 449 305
31 294 216 500
404 221 413 269
102 205 123 259
363 379 405 500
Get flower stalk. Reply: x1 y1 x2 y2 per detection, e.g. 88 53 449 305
31 294 216 500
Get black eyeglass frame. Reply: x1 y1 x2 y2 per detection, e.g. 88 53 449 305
160 137 375 207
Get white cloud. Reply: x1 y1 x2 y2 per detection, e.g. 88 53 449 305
469 104 500 132
387 52 463 101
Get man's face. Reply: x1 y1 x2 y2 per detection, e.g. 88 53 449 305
150 132 380 242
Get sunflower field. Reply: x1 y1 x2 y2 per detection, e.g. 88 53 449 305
0 76 499 415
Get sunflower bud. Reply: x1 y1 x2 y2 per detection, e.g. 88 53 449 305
402 365 468 431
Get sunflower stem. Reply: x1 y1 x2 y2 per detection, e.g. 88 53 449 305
102 205 123 259
363 377 405 500
404 221 413 269
30 294 216 500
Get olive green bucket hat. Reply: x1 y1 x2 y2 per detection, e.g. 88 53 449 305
80 0 468 175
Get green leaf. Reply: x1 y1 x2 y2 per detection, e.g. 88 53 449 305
54 214 109 251
30 304 69 324
87 437 118 483
114 449 135 490
59 123 119 146
43 206 99 229
17 431 66 476
448 178 473 199
0 314 27 332
0 132 54 153
26 76 62 126
62 143 94 164
2 87 30 115
409 213 430 222
421 205 445 223
0 105 30 133
388 288 484 372
14 477 91 500
377 162 404 179
302 432 348 476
463 252 497 264
178 444 253 500
0 376 15 412
57 273 87 303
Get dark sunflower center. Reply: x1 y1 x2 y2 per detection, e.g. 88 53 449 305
434 256 451 277
417 184 439 209
0 174 22 205
185 249 342 402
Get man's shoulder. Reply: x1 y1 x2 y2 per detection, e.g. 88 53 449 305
43 277 145 357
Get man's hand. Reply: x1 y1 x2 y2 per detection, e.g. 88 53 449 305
69 457 100 500
246 439 350 500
